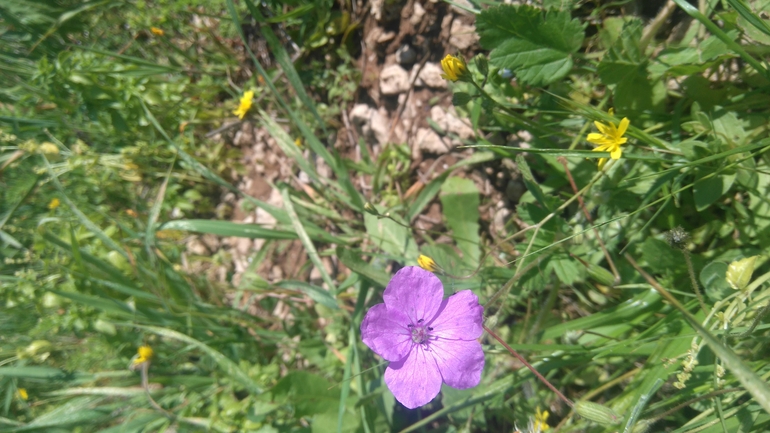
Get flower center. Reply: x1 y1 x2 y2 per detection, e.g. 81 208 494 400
408 319 434 345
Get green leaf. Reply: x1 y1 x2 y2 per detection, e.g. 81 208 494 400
452 92 472 106
364 205 418 258
158 219 298 240
270 371 339 417
477 4 585 86
440 177 480 267
336 247 390 287
597 19 665 112
552 254 581 285
516 154 551 211
700 261 732 302
693 172 735 211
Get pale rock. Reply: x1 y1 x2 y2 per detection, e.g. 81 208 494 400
415 127 449 155
410 2 426 26
380 64 410 95
349 104 390 145
370 0 384 21
430 106 474 140
376 30 396 43
419 63 447 89
449 20 479 50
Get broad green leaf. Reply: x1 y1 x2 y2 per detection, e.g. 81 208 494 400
440 177 480 267
407 151 495 221
597 20 665 112
477 4 585 86
693 172 735 211
275 281 339 310
700 261 732 302
270 371 339 417
364 205 418 258
336 247 390 287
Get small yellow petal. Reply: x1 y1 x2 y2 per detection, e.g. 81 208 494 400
597 158 608 169
617 117 630 136
610 146 623 159
18 388 28 401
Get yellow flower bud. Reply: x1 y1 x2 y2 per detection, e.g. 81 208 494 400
48 198 61 210
417 254 442 273
440 54 468 82
18 388 28 400
150 27 164 36
726 256 758 291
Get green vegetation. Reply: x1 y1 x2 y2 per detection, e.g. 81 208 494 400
2 0 770 431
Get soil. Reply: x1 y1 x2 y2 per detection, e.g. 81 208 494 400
195 0 522 302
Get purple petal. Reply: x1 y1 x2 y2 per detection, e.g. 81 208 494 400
384 345 442 409
383 267 444 324
431 339 484 389
361 303 413 362
429 290 483 340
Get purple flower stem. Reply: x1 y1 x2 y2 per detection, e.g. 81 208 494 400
483 324 574 409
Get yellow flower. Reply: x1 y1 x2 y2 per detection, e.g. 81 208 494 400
150 27 164 36
440 54 468 82
48 198 60 210
587 109 630 170
294 137 303 147
534 407 549 431
133 345 154 365
233 90 254 120
417 254 442 273
18 388 28 401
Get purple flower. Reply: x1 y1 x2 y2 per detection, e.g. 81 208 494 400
360 266 485 409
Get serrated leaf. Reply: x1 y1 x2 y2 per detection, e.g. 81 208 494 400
452 92 472 106
440 177 480 267
477 5 585 86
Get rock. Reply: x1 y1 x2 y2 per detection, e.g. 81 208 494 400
380 64 410 95
410 2 426 26
418 63 447 89
415 127 449 155
370 109 390 145
430 106 474 140
349 104 390 145
449 20 479 50
396 44 417 64
376 30 396 43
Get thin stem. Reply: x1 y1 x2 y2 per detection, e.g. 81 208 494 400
681 248 709 316
483 324 574 408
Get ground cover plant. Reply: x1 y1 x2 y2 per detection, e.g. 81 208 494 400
2 0 770 431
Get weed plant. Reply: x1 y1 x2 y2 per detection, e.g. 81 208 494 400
2 0 770 432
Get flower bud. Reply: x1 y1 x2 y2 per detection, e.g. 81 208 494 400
417 254 441 273
587 263 616 286
363 202 379 216
574 401 621 426
726 256 758 291
440 54 470 82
